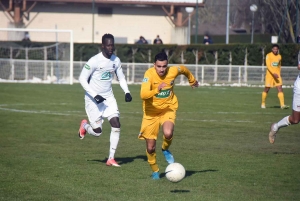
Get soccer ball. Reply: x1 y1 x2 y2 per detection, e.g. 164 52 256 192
165 162 186 182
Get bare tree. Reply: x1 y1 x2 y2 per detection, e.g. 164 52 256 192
195 0 299 43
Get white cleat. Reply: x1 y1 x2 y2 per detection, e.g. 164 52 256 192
268 123 277 144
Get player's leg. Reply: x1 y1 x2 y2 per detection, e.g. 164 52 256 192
106 116 121 167
78 97 104 139
262 87 270 108
102 96 121 167
161 109 175 164
262 75 272 108
276 84 289 109
146 139 160 180
138 115 160 179
269 91 300 144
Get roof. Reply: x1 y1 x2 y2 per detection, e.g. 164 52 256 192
26 0 205 6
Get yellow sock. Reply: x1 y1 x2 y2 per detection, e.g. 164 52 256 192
278 92 285 106
162 135 173 150
261 92 267 105
146 150 159 172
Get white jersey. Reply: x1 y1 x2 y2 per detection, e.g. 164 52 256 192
79 52 130 99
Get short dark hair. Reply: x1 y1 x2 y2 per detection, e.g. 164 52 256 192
102 33 114 44
272 44 279 49
154 52 168 62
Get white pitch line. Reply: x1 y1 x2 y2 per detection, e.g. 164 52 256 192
0 107 75 116
0 107 254 123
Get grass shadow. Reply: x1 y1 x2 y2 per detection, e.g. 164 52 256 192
160 169 218 179
170 189 190 193
268 106 281 109
87 155 147 165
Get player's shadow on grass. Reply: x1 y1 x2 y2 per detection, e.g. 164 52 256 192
170 189 190 193
87 155 147 165
160 169 218 179
268 106 282 109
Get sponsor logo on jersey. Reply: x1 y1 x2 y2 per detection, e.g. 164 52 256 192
84 64 90 70
143 78 148 82
272 62 279 67
113 64 116 68
156 89 171 98
101 72 112 80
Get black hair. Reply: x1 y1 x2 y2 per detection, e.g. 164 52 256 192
102 33 114 44
154 52 168 62
272 44 279 49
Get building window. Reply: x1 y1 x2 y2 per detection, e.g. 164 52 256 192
98 7 113 15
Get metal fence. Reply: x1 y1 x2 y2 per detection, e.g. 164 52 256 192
0 59 298 86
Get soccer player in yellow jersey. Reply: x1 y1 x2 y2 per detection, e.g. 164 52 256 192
138 52 199 180
261 44 289 109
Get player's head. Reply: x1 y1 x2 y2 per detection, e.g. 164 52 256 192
154 52 168 77
271 44 279 55
101 33 115 58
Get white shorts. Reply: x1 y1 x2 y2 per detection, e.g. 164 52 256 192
85 95 119 129
293 78 300 112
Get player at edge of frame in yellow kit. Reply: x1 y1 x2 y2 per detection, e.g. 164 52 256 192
138 52 199 180
261 44 289 109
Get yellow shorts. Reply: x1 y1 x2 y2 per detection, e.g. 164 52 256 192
265 75 282 87
138 108 176 140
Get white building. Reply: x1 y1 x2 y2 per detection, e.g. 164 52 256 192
0 0 205 44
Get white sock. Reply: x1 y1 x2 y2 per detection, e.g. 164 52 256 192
109 127 120 159
275 116 291 131
84 124 101 137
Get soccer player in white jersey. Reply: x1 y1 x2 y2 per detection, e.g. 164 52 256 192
268 61 300 143
78 33 132 167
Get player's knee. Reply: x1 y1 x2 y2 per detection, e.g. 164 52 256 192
93 127 102 136
147 146 155 154
290 118 300 124
109 116 121 128
164 132 173 140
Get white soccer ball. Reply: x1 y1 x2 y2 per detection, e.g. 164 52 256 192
165 162 186 182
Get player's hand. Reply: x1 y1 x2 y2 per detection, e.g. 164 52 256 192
273 73 279 79
191 81 199 88
125 93 132 102
94 95 106 104
158 82 167 91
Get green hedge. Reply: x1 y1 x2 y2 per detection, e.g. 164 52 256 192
1 41 299 66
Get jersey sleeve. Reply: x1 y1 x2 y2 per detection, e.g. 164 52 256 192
79 57 98 98
177 65 197 85
115 62 130 94
140 71 160 100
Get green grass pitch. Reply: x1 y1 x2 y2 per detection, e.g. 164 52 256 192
0 83 299 201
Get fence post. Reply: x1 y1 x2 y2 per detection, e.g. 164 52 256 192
214 51 218 82
50 61 57 81
44 47 47 80
148 49 151 69
228 51 232 82
201 65 204 84
131 48 137 83
9 47 14 80
238 66 241 85
25 47 28 81
261 47 265 82
244 48 248 83
192 49 199 81
180 51 184 84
